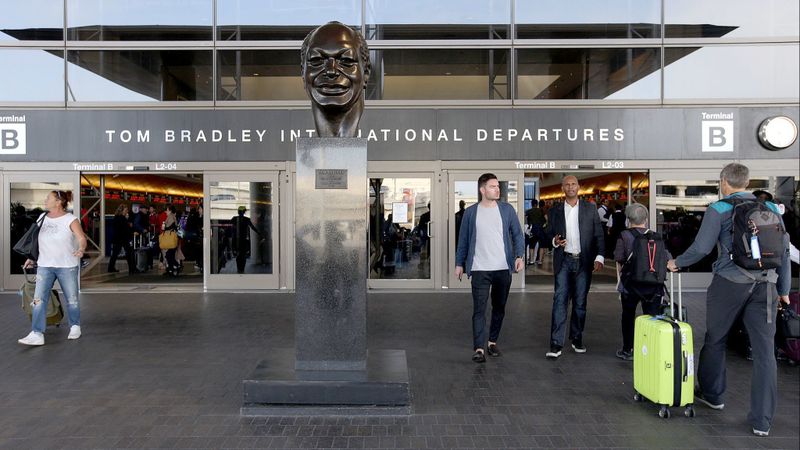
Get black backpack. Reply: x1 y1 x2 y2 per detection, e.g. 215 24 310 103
621 229 668 287
721 198 785 271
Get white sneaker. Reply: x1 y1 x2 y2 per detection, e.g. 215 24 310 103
752 428 770 437
68 325 81 340
18 331 44 346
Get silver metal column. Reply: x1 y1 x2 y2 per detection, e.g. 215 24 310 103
294 137 368 371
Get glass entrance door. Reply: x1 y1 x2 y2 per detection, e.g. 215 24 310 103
368 173 435 289
3 172 79 290
205 172 279 290
447 171 524 290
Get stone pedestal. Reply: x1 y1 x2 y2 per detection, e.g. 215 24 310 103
242 138 409 415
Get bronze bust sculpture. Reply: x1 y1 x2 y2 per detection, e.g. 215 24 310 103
301 22 371 138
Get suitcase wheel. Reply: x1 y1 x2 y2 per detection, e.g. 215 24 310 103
633 392 643 402
684 406 695 418
658 405 671 419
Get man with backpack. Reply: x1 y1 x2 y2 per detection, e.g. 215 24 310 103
613 203 671 361
668 163 790 437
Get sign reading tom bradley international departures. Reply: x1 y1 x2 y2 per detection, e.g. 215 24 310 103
0 107 797 162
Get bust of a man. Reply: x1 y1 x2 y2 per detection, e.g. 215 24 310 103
301 22 371 138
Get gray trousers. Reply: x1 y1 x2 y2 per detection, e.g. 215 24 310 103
697 275 777 431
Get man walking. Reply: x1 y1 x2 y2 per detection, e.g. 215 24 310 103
668 163 790 437
455 173 525 363
545 175 605 359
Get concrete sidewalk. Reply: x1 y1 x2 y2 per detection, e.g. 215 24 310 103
1 290 798 449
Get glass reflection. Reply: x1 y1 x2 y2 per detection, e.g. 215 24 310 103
67 50 213 102
665 0 799 39
68 0 212 40
0 0 63 41
217 0 360 40
366 0 509 39
516 48 660 100
515 0 660 39
368 49 509 100
9 182 74 275
217 50 305 101
210 182 272 275
369 178 431 280
0 50 64 102
656 179 719 273
665 45 800 100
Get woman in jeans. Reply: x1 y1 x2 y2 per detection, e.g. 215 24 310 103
18 190 88 346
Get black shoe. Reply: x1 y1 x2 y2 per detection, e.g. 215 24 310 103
545 345 562 359
487 343 501 357
571 340 587 353
472 349 486 363
615 349 633 361
695 390 724 410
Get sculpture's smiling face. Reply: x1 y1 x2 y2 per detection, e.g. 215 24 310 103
303 24 366 110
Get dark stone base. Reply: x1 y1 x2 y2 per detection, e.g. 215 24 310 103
242 349 410 416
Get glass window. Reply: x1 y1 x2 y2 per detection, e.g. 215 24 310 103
217 0 361 41
515 0 661 39
209 181 273 275
656 178 720 273
369 178 432 280
516 48 660 100
0 0 63 41
66 50 213 102
9 182 74 275
365 0 509 40
0 49 64 102
666 0 800 39
67 0 212 40
368 49 509 100
218 50 305 101
664 45 799 100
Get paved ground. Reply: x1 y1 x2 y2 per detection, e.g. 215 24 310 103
0 289 798 449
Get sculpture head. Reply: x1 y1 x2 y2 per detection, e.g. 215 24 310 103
301 22 371 137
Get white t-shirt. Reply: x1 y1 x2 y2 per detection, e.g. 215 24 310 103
471 204 508 271
37 213 80 268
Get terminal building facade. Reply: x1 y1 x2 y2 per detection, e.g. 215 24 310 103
0 0 798 293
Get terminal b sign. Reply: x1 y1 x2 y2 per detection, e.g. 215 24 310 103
1 115 26 155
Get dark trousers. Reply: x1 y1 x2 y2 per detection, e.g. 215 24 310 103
235 246 249 273
165 248 178 274
108 242 133 273
697 275 777 431
620 291 662 351
471 270 512 351
550 256 592 348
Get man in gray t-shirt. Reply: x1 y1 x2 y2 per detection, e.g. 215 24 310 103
455 173 526 363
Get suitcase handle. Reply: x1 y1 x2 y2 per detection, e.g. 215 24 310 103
669 272 683 322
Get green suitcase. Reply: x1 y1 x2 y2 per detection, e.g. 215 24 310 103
633 273 695 418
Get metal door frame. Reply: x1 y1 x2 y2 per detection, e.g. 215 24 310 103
367 171 438 290
204 171 280 290
445 170 526 291
3 171 79 290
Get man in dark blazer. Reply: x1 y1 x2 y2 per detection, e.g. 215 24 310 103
544 175 605 359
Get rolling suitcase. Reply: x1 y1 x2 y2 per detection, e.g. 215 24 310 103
19 267 64 327
633 272 695 418
133 234 152 272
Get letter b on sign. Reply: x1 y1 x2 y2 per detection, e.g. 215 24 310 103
0 124 26 155
702 120 734 152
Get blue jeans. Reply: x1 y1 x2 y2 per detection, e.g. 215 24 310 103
550 256 592 348
471 270 512 351
31 266 80 333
